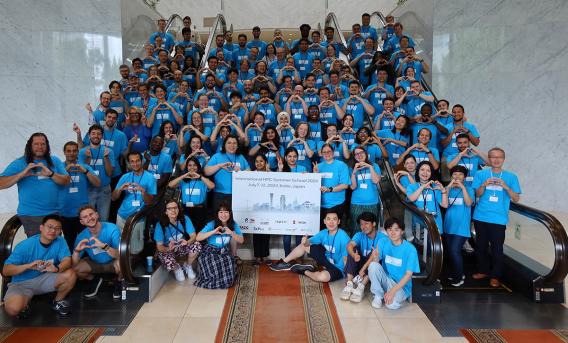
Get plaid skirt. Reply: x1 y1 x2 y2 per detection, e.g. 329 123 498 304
194 244 236 289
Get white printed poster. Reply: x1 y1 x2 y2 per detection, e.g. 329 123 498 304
232 171 322 235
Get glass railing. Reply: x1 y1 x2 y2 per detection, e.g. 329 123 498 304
200 14 227 69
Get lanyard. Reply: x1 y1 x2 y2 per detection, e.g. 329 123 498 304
224 153 236 165
489 170 503 196
447 188 463 210
186 180 198 200
167 221 187 242
105 128 115 146
326 231 338 258
362 233 379 256
130 172 144 200
149 153 161 174
90 146 103 168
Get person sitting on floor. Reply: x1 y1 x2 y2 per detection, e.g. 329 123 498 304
195 202 245 289
341 212 388 303
270 210 350 283
154 200 202 282
2 214 76 317
368 217 420 310
72 205 122 300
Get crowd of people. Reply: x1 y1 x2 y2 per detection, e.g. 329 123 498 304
0 13 521 318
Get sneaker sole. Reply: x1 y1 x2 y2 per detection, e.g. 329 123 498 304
84 279 103 299
340 294 351 301
269 266 292 272
350 295 364 303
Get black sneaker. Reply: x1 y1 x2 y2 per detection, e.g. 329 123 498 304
113 281 122 300
52 299 71 315
16 304 31 319
290 264 316 275
449 275 465 287
84 277 103 299
269 259 293 271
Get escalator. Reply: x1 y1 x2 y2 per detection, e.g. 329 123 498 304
367 10 568 305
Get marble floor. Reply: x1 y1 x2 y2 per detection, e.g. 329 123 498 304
96 277 467 343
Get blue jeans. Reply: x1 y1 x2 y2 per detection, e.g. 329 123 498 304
445 233 467 280
368 261 408 309
283 235 302 257
88 185 111 221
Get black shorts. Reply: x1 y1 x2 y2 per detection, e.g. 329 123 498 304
308 244 344 282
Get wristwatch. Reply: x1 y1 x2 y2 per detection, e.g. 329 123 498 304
102 244 109 251
328 187 333 192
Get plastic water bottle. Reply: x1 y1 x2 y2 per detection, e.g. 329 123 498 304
121 280 127 301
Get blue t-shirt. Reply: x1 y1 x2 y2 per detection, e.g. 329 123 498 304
472 169 521 225
293 52 314 79
146 152 173 180
379 239 420 297
377 129 409 165
0 156 68 216
59 163 96 217
351 163 381 206
206 153 250 194
255 103 277 126
365 84 395 115
446 152 485 186
309 228 350 274
410 147 440 164
74 222 121 264
153 216 196 246
350 143 382 163
319 103 339 125
78 146 116 187
317 160 350 208
288 101 307 128
122 124 153 153
102 129 127 177
115 171 157 219
5 235 70 283
351 231 388 257
180 179 210 207
201 221 243 248
444 186 475 237
288 140 317 172
442 122 480 157
411 123 439 150
146 102 180 136
308 121 324 143
247 40 268 59
406 183 443 232
405 92 434 118
340 98 371 130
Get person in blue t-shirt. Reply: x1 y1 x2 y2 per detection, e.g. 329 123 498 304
204 135 251 209
411 104 449 150
447 134 489 187
123 106 153 153
384 23 415 55
85 91 111 127
168 157 215 232
146 84 184 137
154 200 202 281
59 142 101 252
293 38 314 80
396 47 430 82
407 161 448 232
472 147 521 288
340 81 375 130
247 26 268 59
270 211 350 283
396 81 434 119
143 136 173 189
348 24 366 58
441 104 481 157
341 212 388 303
393 154 417 196
443 165 475 287
3 214 76 317
78 125 115 222
0 133 71 237
112 152 157 228
397 127 440 170
287 122 316 172
72 205 122 299
349 147 382 234
368 217 420 309
315 144 351 227
195 203 245 289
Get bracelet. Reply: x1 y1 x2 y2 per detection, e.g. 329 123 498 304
102 244 109 251
48 170 55 178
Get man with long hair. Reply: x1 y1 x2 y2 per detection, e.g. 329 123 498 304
0 133 70 236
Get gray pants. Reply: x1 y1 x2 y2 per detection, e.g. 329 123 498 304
18 215 45 237
368 261 408 309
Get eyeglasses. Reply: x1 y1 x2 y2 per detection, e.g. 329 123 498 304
44 224 62 231
354 151 366 156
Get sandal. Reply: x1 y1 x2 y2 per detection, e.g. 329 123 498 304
235 256 244 265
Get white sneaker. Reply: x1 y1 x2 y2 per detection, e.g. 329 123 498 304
340 281 354 301
371 296 383 309
184 264 196 280
350 283 365 303
463 240 474 253
174 268 185 282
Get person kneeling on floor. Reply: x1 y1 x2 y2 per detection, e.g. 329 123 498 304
195 202 244 289
3 214 76 317
368 217 419 310
341 212 388 303
270 210 350 283
154 200 201 282
72 205 122 300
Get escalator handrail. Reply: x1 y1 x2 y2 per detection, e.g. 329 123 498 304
200 14 228 69
510 203 568 283
164 14 183 33
324 12 350 62
370 11 438 102
0 215 22 275
379 159 443 284
373 9 568 285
